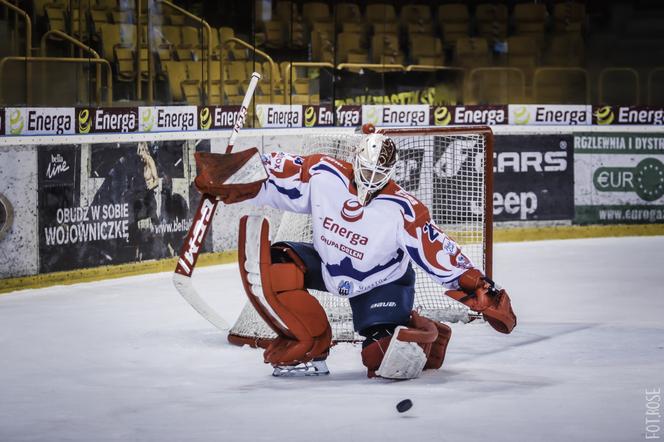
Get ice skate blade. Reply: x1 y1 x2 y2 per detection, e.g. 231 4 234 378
272 360 330 377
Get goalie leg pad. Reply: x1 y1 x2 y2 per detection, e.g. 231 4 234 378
361 311 440 379
425 321 452 370
238 215 332 366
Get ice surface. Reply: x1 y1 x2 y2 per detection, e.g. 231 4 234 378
1 236 663 442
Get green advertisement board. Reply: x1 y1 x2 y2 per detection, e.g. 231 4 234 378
574 133 664 224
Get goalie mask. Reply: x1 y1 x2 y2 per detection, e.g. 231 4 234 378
353 133 397 205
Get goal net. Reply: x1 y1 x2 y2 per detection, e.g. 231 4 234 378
227 126 493 346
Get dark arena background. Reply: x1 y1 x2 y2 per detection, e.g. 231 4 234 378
1 1 663 441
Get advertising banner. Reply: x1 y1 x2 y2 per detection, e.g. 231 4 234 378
336 105 362 127
574 133 664 224
303 105 334 127
37 140 211 273
493 135 574 221
5 107 76 135
256 104 302 128
362 104 430 127
592 106 664 125
138 106 198 132
76 107 138 134
430 105 508 126
508 104 591 126
198 105 241 130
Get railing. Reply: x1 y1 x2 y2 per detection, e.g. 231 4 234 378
1 0 32 103
599 67 640 105
283 62 333 104
336 63 406 72
468 67 526 104
0 57 113 106
40 30 108 105
221 38 276 104
533 67 590 104
0 0 31 57
155 0 212 104
648 67 664 105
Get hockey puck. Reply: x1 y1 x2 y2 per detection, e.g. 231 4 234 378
396 399 413 413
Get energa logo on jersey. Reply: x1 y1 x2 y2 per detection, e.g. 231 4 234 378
6 108 75 135
341 199 364 222
139 106 197 132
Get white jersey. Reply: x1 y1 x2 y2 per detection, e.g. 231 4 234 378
251 152 476 298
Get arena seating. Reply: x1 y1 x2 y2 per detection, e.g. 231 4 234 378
2 1 664 106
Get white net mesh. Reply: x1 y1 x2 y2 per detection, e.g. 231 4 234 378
229 128 490 343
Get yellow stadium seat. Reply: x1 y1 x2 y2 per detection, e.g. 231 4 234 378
162 60 188 101
91 8 111 30
342 22 368 48
223 81 244 104
160 25 182 47
545 34 584 66
476 3 508 41
335 3 362 24
371 33 403 64
114 46 135 81
438 3 470 46
311 30 334 63
337 32 367 63
365 4 397 24
455 37 491 68
96 0 118 10
227 60 247 82
506 36 540 70
276 0 300 23
181 80 201 105
112 10 131 24
168 14 186 26
372 22 399 35
554 2 586 33
303 2 330 25
410 35 444 66
514 3 548 38
45 6 66 32
185 61 205 82
406 22 434 36
181 26 201 48
400 4 432 25
98 23 136 59
263 20 285 49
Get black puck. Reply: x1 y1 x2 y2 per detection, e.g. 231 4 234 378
396 399 413 413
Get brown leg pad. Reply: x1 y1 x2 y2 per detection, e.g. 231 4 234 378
424 322 452 370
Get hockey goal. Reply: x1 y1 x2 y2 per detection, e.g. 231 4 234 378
228 126 493 346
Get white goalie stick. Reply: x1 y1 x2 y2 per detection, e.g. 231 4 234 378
172 72 262 331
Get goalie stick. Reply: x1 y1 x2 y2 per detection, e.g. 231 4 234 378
172 72 262 331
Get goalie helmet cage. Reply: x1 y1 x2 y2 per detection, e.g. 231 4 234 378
227 126 494 347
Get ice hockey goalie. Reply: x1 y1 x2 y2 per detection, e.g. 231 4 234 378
195 132 516 379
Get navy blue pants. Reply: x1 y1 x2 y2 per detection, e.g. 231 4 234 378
277 242 415 335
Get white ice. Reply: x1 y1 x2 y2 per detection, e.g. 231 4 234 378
1 236 664 442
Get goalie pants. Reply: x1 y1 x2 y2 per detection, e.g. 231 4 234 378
278 242 416 335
